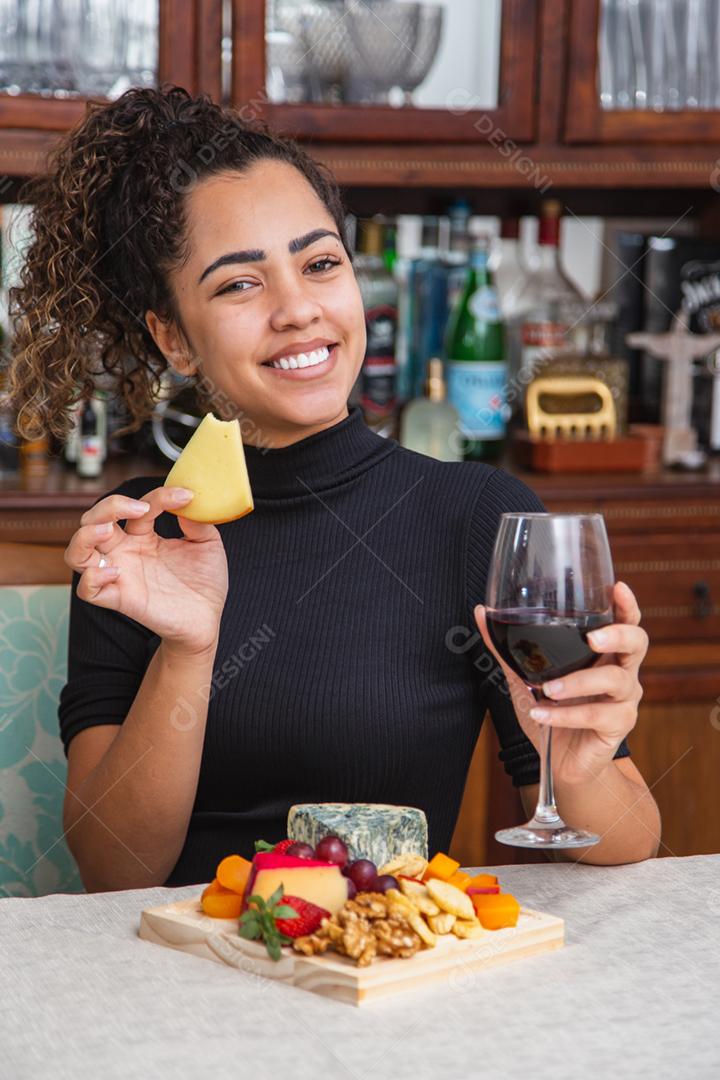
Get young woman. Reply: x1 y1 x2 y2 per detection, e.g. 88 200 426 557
7 87 660 891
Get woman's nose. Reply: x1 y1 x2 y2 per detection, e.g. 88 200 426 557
269 278 323 330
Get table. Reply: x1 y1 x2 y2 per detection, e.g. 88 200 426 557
2 856 719 1080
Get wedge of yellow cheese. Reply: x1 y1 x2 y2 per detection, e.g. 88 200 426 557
163 413 254 524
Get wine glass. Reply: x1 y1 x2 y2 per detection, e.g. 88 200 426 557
485 512 615 848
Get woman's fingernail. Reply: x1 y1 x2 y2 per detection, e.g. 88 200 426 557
94 523 113 536
543 680 564 698
530 707 551 721
589 629 608 647
169 487 194 500
132 501 151 512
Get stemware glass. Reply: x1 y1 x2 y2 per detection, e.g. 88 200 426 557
397 3 444 106
485 512 615 849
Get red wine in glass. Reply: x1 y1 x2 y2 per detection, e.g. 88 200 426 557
485 512 615 849
486 609 613 688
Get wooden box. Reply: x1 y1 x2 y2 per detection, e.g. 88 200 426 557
513 432 650 473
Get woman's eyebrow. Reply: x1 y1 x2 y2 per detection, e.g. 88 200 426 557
288 228 342 254
198 229 341 285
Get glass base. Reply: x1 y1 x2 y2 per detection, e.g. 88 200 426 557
495 820 600 849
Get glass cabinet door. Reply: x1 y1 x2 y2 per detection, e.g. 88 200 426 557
0 0 205 135
566 0 720 141
266 0 500 110
0 0 159 101
233 0 538 142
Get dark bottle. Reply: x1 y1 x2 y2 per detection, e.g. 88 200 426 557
354 219 399 439
0 379 19 475
77 397 104 478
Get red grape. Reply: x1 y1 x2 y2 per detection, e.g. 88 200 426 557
372 874 399 895
346 859 377 892
315 835 349 868
345 878 357 900
285 842 316 860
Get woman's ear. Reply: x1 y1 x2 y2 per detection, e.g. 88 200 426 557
145 309 198 377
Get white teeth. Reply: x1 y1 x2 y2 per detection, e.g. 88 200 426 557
268 345 332 370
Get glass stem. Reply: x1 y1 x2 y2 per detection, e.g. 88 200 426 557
530 688 561 826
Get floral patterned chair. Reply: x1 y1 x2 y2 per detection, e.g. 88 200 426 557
0 585 83 896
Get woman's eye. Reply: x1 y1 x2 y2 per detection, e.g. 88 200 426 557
307 257 340 273
218 280 255 296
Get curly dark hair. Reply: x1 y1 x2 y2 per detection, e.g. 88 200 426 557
5 84 350 442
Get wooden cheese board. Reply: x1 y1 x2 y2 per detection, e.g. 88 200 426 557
139 896 565 1007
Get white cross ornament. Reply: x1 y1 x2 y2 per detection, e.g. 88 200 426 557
627 311 720 467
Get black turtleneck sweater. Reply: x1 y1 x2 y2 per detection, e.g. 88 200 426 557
58 407 630 885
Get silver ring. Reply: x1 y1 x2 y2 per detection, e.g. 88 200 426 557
98 556 108 569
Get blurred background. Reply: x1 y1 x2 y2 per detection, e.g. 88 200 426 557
0 0 719 895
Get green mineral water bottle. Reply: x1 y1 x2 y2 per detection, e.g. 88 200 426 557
444 236 508 462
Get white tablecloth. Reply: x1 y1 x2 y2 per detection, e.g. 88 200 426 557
2 855 718 1080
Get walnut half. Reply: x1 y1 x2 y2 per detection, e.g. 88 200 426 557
292 900 423 966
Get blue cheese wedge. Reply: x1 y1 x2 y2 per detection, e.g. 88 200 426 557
287 803 428 867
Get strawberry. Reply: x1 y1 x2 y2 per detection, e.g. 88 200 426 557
273 839 295 855
238 885 329 960
275 895 329 938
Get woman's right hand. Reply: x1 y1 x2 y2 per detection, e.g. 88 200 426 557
64 486 229 656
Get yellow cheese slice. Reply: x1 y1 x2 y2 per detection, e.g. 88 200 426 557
251 865 348 916
163 413 254 524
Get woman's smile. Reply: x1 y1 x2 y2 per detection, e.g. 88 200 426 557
261 342 339 378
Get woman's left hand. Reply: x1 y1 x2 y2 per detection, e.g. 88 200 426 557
474 581 649 786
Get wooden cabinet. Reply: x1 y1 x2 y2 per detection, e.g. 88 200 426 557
0 0 223 176
4 0 720 200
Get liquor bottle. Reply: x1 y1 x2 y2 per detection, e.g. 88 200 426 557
444 236 507 462
393 223 417 406
400 358 461 461
354 219 399 438
0 373 19 476
413 216 452 400
490 217 529 320
514 200 587 389
445 199 472 317
64 395 83 466
77 397 105 477
382 219 397 275
490 217 532 395
20 436 49 480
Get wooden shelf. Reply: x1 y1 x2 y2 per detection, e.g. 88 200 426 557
3 452 720 512
0 455 166 511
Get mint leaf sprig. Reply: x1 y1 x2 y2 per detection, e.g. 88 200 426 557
254 839 276 852
238 883 298 961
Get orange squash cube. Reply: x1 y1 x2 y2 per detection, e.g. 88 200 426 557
201 878 224 900
446 869 472 892
471 892 520 930
216 854 253 894
422 852 461 883
201 889 244 919
467 873 499 889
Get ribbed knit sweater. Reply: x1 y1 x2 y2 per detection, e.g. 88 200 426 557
58 406 629 885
